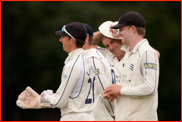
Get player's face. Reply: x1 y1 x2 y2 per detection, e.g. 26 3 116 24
118 26 132 45
59 36 72 53
102 37 123 57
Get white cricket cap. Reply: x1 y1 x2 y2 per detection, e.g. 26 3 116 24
98 21 121 40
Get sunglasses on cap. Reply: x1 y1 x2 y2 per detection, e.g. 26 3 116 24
62 25 76 40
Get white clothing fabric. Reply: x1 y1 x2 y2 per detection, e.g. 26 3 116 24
84 48 115 121
60 112 94 121
97 46 123 85
43 48 96 120
116 39 159 121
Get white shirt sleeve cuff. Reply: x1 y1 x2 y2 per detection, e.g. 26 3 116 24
120 87 123 95
120 87 127 95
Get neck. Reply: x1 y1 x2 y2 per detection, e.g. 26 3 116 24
82 43 92 50
129 35 143 52
116 51 125 61
69 46 79 53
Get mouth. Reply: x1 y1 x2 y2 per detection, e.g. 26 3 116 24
112 47 118 54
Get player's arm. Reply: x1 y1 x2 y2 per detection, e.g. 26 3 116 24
16 63 78 109
40 60 80 108
16 86 53 109
49 63 79 108
92 31 102 48
152 47 160 59
92 31 111 58
120 50 159 97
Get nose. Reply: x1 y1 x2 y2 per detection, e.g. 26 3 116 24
109 44 114 50
59 37 63 42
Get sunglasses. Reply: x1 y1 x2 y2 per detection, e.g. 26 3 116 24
62 25 76 40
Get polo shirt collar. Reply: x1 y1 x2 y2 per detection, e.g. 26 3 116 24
131 38 148 53
64 48 84 64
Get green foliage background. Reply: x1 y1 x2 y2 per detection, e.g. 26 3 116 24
1 1 181 121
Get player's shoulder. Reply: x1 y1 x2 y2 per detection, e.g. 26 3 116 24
97 46 111 57
97 46 106 50
138 39 155 53
85 48 102 59
136 39 157 59
66 54 84 66
93 50 110 63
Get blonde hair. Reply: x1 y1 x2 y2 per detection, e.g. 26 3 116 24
127 26 145 37
136 27 145 37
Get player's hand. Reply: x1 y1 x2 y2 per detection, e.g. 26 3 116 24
106 94 117 102
40 90 58 108
104 84 122 100
40 90 54 103
16 86 40 109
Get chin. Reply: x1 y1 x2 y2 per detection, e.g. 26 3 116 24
114 51 119 55
114 52 120 56
112 52 118 56
63 49 67 52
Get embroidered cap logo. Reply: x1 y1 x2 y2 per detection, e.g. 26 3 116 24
109 24 121 38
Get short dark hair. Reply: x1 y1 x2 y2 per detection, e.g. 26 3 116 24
127 26 145 37
67 36 85 48
75 38 85 48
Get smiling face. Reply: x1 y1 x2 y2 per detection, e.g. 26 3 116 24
59 36 72 53
102 36 123 57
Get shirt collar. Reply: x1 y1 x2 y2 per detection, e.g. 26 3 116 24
131 38 148 53
120 44 128 51
64 48 84 64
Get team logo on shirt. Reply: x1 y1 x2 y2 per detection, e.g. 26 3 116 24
95 69 100 75
144 63 157 70
88 66 95 74
130 64 134 71
63 75 68 79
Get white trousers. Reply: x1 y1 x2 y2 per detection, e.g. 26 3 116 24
60 112 95 121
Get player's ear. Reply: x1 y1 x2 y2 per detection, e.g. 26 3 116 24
70 37 76 44
85 36 89 42
131 25 137 33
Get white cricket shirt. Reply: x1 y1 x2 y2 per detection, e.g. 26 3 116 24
116 39 159 121
50 48 95 117
97 46 124 85
84 48 115 121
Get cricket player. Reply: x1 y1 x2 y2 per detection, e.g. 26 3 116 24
16 22 96 121
82 23 115 121
93 21 160 85
104 11 160 121
93 21 126 85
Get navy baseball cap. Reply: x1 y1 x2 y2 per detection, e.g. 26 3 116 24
55 22 87 41
111 11 145 29
82 23 93 36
